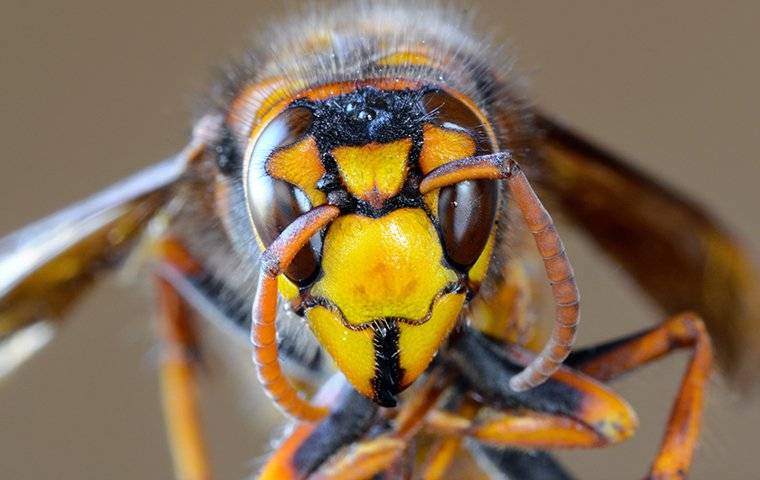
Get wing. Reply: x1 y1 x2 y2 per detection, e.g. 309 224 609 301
0 151 192 379
528 113 760 385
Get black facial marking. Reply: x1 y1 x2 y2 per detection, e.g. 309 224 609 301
287 87 431 217
371 321 404 407
305 87 427 148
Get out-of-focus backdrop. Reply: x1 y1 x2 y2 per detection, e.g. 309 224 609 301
1 1 758 479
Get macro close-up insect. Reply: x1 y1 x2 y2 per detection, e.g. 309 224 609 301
2 1 760 479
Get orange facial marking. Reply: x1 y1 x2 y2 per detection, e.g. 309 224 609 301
303 79 422 101
266 136 326 205
332 139 412 208
419 125 477 174
418 125 478 218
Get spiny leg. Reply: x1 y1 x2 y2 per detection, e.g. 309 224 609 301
420 387 577 480
308 368 452 480
436 328 638 449
260 368 451 480
155 275 212 480
258 376 379 480
566 312 713 480
420 383 576 480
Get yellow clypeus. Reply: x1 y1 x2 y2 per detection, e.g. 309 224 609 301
305 208 465 399
310 208 456 325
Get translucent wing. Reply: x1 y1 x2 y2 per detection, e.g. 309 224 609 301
529 113 760 384
0 150 193 379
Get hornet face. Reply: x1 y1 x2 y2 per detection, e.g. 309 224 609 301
244 82 500 406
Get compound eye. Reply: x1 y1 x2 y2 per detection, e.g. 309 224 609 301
438 180 498 270
423 90 498 271
422 90 491 154
246 106 321 284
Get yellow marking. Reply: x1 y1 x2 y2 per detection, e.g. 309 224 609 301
312 208 457 326
377 51 433 67
469 259 546 348
306 305 376 397
468 230 496 285
423 190 439 219
332 139 411 208
266 136 326 205
276 275 299 302
398 292 465 387
419 124 477 174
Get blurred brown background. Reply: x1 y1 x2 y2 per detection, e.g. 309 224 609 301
1 1 759 479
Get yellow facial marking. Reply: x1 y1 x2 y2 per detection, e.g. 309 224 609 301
468 230 496 286
311 208 457 326
276 275 300 302
398 292 465 386
423 190 439 219
306 306 377 397
419 124 476 174
332 139 411 208
266 137 326 205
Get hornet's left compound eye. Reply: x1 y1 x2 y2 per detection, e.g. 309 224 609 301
246 106 322 284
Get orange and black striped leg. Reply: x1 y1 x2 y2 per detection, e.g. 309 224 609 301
420 390 573 480
308 369 451 480
425 406 632 450
440 328 638 447
423 395 578 480
259 369 450 480
156 276 212 480
566 312 713 480
260 386 380 480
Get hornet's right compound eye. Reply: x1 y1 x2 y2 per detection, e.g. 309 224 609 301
422 90 499 271
437 179 498 269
